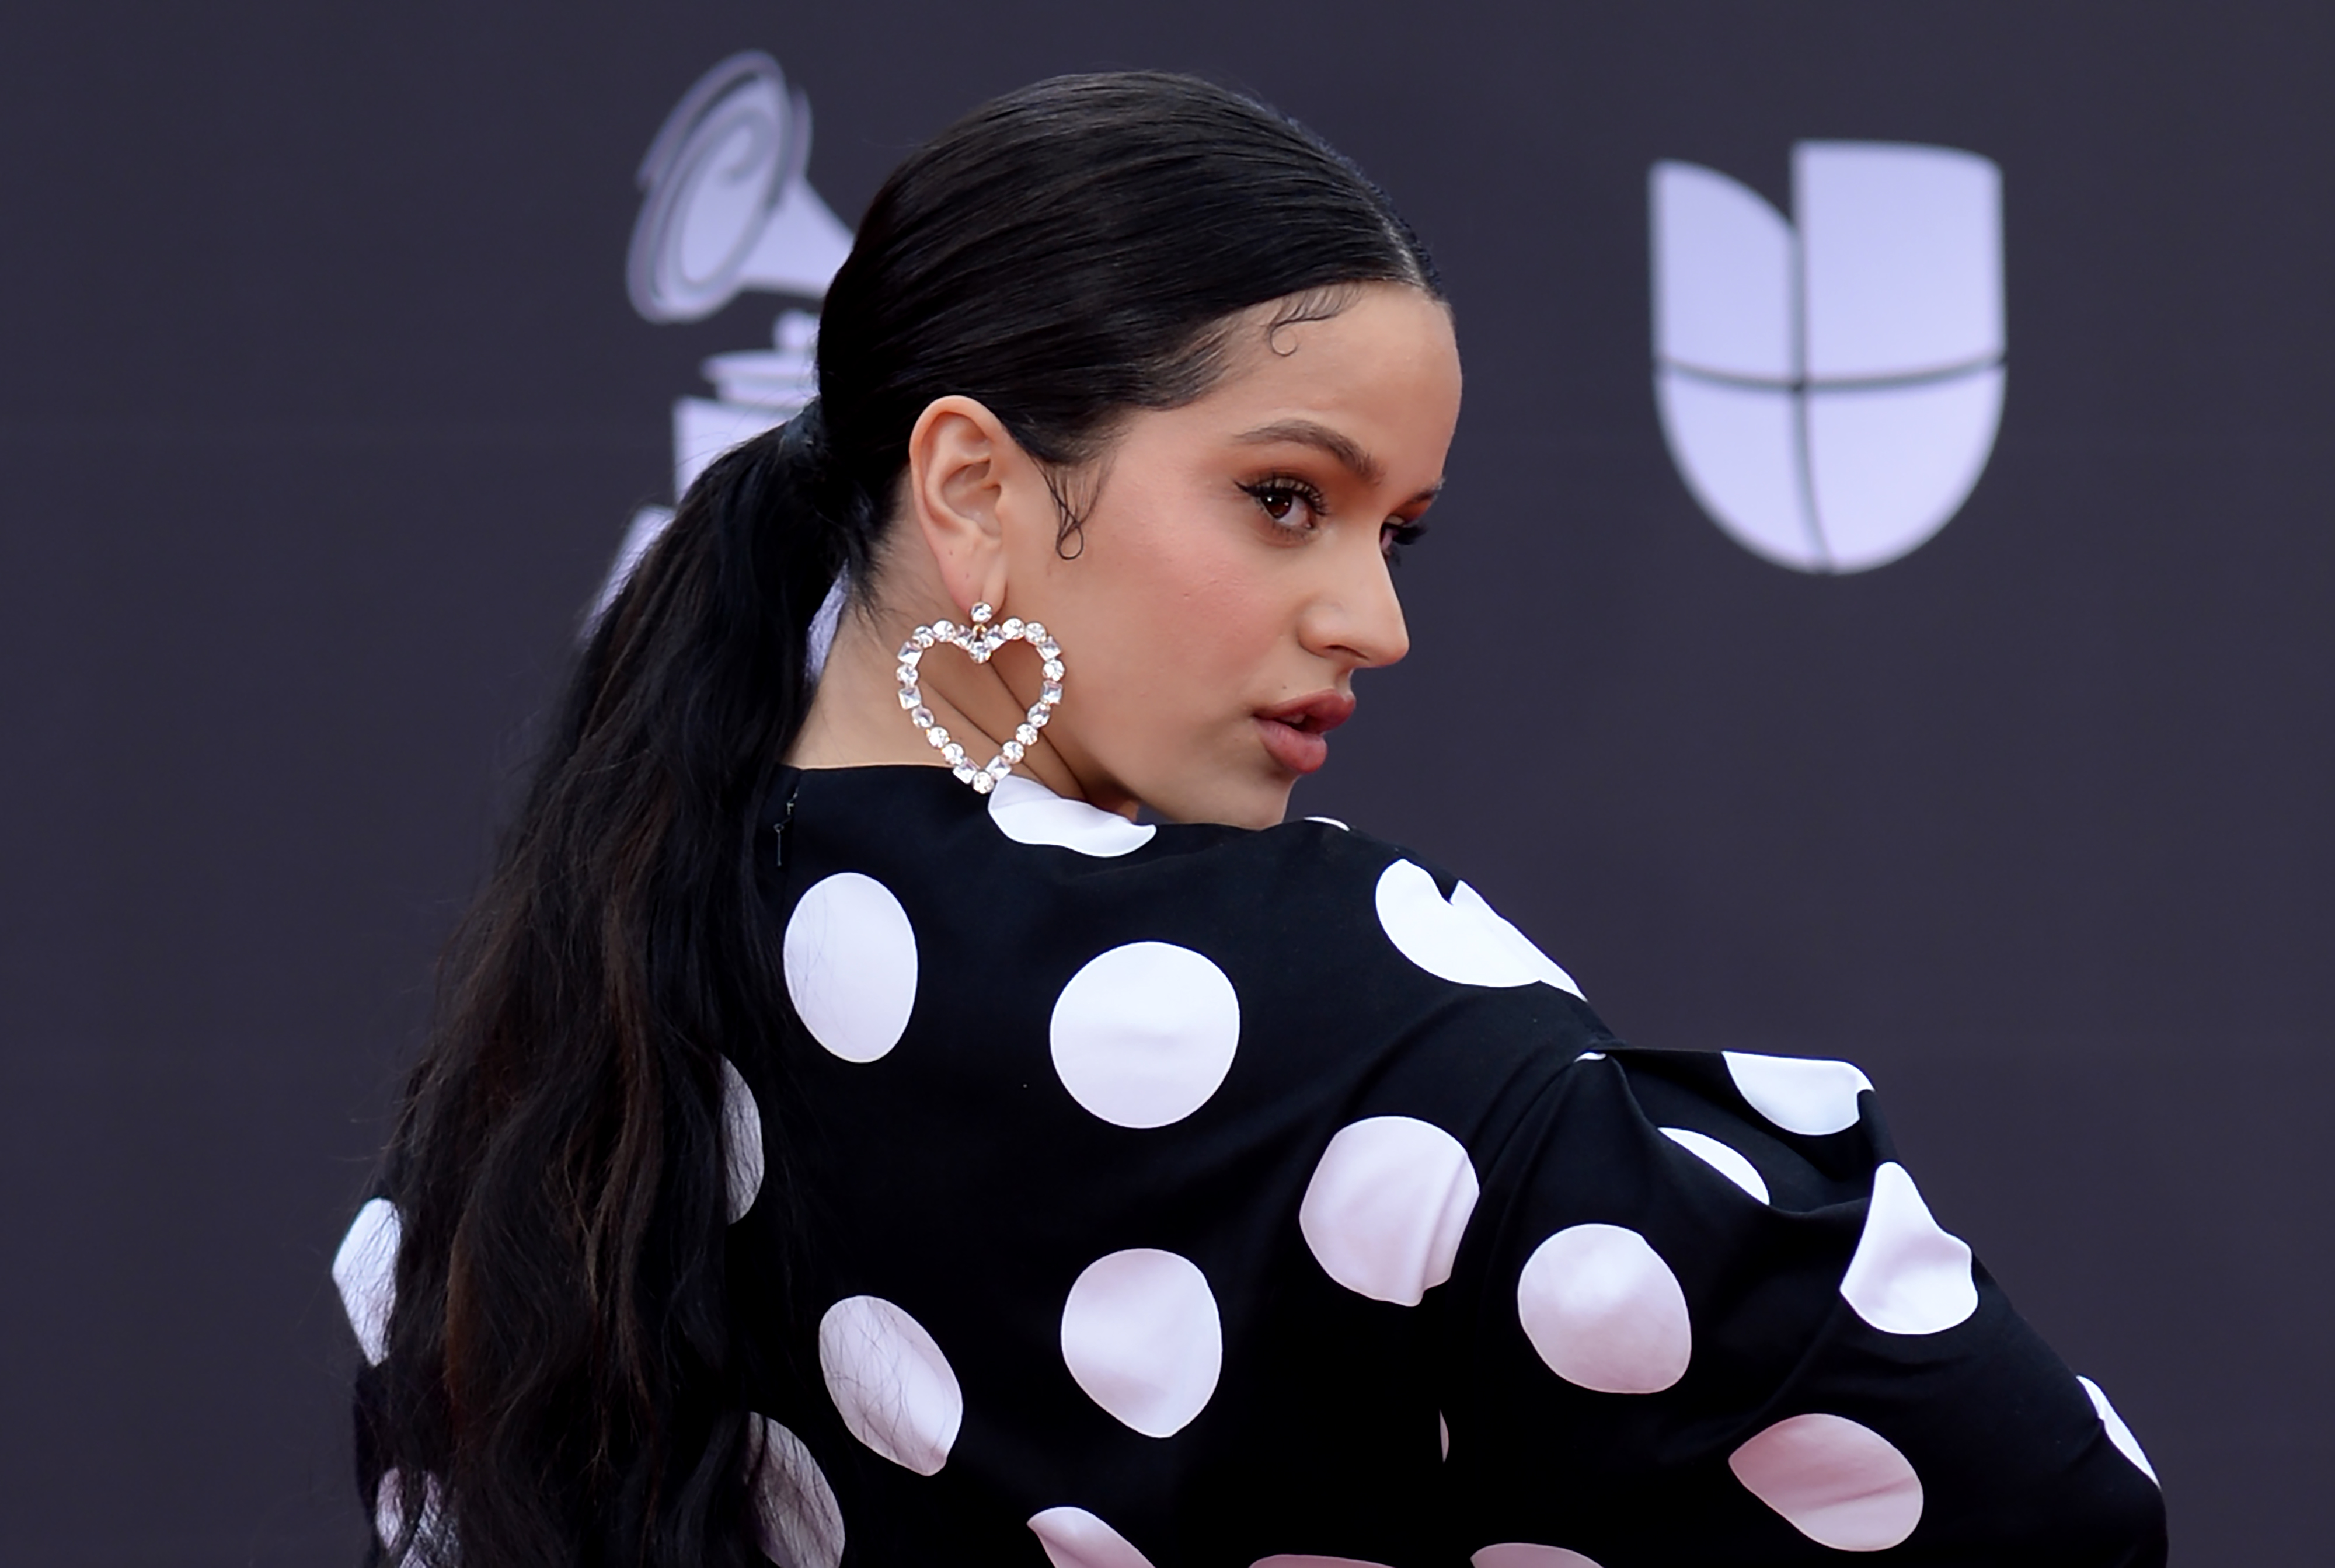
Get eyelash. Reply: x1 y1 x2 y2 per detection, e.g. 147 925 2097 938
1240 475 1329 532
1382 518 1429 566
1239 475 1431 566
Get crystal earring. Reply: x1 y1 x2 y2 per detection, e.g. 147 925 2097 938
896 601 1065 795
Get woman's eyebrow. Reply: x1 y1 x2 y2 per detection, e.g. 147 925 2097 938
1232 419 1385 487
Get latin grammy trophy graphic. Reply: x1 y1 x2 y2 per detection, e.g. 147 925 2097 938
597 51 855 620
1651 142 2006 573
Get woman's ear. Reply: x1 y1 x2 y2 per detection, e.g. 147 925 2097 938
905 395 1024 615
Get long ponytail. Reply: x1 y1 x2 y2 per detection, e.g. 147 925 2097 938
363 414 851 1567
358 70 1438 1568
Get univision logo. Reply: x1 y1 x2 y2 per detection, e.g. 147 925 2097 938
1651 142 2005 573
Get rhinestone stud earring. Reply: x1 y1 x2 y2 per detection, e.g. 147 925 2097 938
896 601 1065 795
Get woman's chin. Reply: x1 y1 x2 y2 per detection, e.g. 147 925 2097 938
1134 769 1296 832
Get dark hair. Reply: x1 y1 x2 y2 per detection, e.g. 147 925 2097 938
360 70 1437 1568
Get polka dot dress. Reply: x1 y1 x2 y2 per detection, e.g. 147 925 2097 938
339 765 2168 1566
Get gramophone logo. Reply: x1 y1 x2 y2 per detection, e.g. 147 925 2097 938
1650 142 2005 573
597 51 855 617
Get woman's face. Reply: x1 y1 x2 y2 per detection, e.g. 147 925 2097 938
957 284 1448 830
1002 282 1462 828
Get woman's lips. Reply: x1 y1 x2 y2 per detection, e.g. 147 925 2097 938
1257 716 1330 774
1255 692 1355 776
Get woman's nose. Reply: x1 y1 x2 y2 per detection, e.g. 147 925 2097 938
1302 540 1411 670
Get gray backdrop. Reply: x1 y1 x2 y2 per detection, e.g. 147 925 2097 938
3 2 2325 1561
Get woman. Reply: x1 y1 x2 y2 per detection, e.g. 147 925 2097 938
340 73 2168 1567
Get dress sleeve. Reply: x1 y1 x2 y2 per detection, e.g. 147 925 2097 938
1430 1044 2169 1566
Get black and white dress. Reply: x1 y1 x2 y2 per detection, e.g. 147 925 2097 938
338 764 2169 1567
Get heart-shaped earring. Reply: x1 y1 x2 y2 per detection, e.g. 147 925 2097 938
896 601 1065 795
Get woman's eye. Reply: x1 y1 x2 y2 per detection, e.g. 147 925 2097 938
1381 518 1429 564
1242 478 1326 531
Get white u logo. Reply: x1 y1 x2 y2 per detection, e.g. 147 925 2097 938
1651 142 2005 573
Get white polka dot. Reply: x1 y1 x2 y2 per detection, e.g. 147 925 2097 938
2078 1375 2159 1485
1722 1051 1873 1136
1659 1127 1769 1204
817 1295 963 1475
1839 1162 1977 1336
1251 1558 1396 1568
784 873 918 1063
1060 1248 1222 1438
1472 1547 1606 1568
374 1469 449 1561
1304 815 1350 830
720 1056 764 1224
333 1197 400 1365
1029 1506 1160 1568
1375 860 1581 996
989 775 1156 856
1050 942 1239 1128
750 1416 844 1568
1516 1223 1691 1394
1728 1412 1923 1551
1299 1116 1479 1305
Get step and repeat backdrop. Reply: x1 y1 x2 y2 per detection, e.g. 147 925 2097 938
3 2 2327 1562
